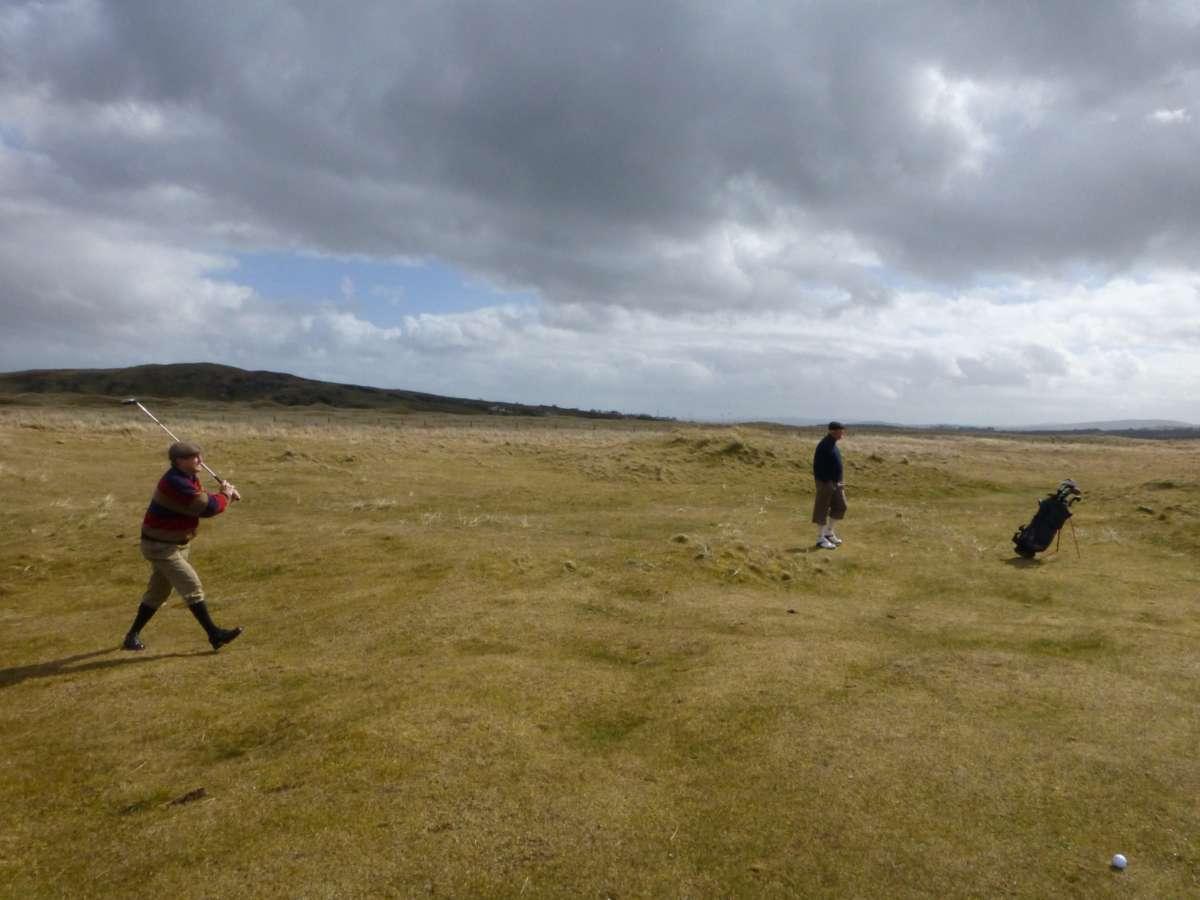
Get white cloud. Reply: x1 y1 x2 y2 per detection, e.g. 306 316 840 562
0 198 249 335
916 66 996 176
1149 108 1190 124
1 234 1195 424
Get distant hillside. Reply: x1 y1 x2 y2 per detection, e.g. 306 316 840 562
0 363 663 420
1019 419 1196 431
1005 419 1200 440
744 418 1200 440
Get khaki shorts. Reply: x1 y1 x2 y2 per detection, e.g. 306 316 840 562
812 479 847 525
140 539 204 608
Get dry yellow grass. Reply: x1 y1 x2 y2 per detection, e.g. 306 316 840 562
1 402 1198 898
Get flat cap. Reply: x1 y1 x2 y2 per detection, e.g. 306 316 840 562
828 421 846 431
168 441 203 460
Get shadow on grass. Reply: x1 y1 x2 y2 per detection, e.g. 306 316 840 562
0 647 211 689
1003 556 1043 568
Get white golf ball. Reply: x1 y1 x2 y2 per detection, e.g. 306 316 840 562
1111 853 1127 870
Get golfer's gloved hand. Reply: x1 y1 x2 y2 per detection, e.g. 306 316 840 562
220 481 241 502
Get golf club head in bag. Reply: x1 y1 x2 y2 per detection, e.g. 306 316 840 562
1013 479 1082 558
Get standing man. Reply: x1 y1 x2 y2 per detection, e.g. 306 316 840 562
812 421 847 550
122 441 243 652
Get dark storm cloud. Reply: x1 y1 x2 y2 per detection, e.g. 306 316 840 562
3 0 1200 312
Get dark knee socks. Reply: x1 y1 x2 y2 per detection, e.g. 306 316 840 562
189 601 241 650
127 602 158 636
188 600 221 639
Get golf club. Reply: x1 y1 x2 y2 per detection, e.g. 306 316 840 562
121 398 235 492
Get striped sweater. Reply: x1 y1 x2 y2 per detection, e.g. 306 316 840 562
141 467 228 544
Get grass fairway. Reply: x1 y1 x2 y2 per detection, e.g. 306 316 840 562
2 404 1198 898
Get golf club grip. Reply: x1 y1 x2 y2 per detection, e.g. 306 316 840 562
205 468 243 501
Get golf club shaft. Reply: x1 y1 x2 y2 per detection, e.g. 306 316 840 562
126 400 225 483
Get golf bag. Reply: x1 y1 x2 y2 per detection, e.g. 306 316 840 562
1013 479 1082 558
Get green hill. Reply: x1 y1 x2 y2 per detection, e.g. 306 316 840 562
0 362 659 420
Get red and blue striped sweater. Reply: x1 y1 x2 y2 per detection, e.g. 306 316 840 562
141 467 228 544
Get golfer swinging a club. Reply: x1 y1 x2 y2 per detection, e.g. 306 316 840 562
121 441 243 652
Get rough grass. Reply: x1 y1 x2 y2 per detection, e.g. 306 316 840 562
1 404 1199 898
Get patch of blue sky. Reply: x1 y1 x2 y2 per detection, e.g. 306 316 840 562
875 268 1049 305
0 122 28 150
220 251 538 325
964 264 1114 304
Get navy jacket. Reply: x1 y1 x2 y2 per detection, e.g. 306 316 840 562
813 434 843 482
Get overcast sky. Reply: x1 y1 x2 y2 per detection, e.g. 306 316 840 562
2 1 1198 425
